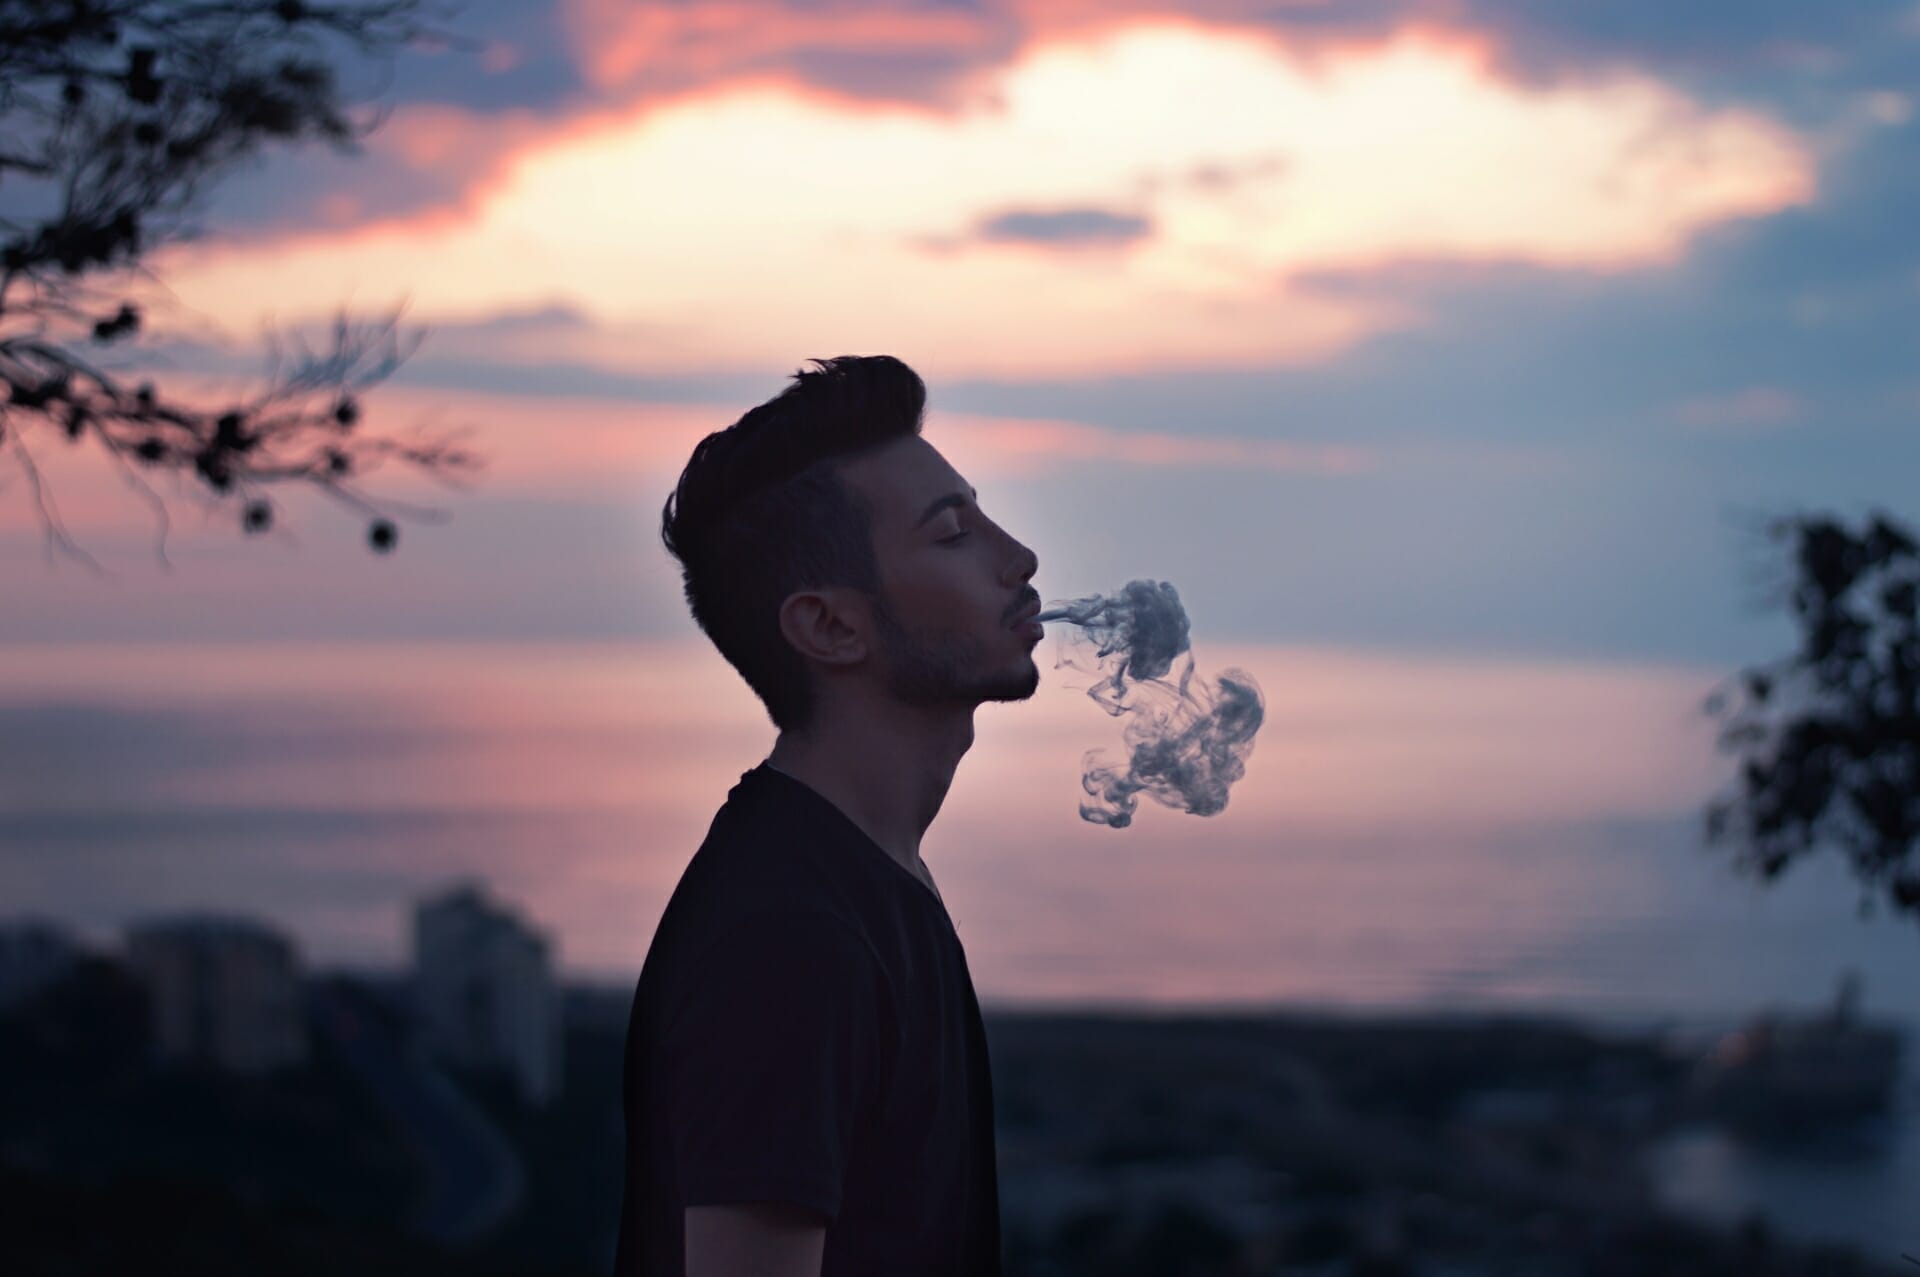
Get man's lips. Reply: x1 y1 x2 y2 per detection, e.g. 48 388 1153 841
1009 600 1041 627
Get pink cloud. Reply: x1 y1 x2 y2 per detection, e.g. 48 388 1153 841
303 2 1473 263
556 0 1492 109
198 101 565 251
564 0 1009 93
142 11 1810 381
190 1 1794 280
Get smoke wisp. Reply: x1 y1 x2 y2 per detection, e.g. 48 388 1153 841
1036 580 1264 828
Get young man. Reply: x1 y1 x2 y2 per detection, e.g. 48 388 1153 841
613 356 1044 1276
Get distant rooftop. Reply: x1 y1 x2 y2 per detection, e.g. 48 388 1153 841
126 912 298 954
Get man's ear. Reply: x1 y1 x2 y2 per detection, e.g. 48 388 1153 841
777 588 869 668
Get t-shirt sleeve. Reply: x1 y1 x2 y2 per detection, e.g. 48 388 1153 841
661 907 884 1224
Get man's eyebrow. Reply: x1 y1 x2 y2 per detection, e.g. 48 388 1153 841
913 485 978 530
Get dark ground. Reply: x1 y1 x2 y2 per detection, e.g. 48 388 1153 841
1 964 1908 1276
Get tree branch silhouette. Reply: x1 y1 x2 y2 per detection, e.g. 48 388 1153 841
0 0 486 568
1701 507 1920 923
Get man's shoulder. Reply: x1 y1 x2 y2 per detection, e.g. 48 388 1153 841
669 826 846 929
648 846 879 977
675 791 901 932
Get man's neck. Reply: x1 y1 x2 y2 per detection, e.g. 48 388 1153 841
765 705 974 873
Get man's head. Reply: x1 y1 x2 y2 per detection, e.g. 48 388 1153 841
662 355 1042 736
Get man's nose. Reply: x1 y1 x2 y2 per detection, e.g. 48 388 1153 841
1007 539 1038 585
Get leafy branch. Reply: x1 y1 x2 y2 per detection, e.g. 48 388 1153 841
0 0 487 565
1701 508 1920 922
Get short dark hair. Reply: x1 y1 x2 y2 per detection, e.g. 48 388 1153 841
661 355 927 734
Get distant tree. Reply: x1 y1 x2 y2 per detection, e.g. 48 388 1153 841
0 0 483 567
1702 508 1920 922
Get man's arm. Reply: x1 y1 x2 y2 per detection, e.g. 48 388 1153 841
685 1201 827 1277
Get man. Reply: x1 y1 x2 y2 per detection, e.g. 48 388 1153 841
614 355 1044 1276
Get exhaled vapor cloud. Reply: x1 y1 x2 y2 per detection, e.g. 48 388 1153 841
1036 580 1263 828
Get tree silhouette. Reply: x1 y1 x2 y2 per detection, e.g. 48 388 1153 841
1702 508 1920 923
0 0 483 569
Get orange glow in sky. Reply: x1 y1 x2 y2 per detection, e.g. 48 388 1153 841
142 22 1814 382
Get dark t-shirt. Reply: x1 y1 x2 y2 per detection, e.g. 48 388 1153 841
613 761 1003 1276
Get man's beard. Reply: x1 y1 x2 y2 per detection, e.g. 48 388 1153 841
871 592 1040 707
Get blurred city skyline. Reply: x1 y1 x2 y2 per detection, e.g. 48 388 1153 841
5 0 1919 1013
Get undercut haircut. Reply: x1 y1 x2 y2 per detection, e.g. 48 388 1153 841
660 355 927 734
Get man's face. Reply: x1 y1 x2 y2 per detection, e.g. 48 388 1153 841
841 435 1043 709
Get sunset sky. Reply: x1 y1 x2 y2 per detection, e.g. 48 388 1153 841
5 1 1919 1004
9 0 1919 658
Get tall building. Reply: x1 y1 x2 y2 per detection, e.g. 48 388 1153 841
412 882 563 1106
0 917 81 1011
124 914 309 1074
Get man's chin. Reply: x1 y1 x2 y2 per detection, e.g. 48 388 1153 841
977 664 1041 704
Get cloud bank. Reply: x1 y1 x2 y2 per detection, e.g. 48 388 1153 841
141 20 1814 382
